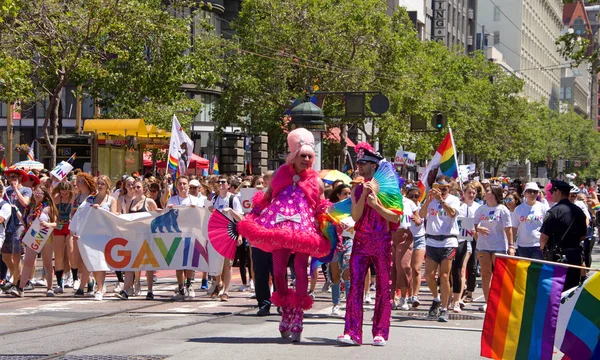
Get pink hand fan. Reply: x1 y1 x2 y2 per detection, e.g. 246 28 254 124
207 210 239 260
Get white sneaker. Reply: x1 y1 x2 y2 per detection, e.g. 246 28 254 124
369 283 376 291
399 297 410 311
46 289 55 297
336 334 359 346
249 280 255 291
94 292 103 301
172 291 185 301
64 274 74 288
478 304 487 312
364 293 372 304
206 282 217 295
331 305 341 316
238 285 248 292
186 286 196 298
113 282 123 293
322 281 331 292
73 279 80 291
53 286 64 294
33 278 47 287
372 336 386 346
453 302 462 313
134 282 142 296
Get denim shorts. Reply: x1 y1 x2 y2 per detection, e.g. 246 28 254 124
413 235 426 250
331 238 353 276
516 246 543 260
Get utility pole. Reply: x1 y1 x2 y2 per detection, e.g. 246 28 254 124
586 6 600 129
7 103 13 165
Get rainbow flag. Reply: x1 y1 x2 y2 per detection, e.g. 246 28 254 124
481 257 567 360
213 155 219 175
167 154 178 175
416 129 459 202
554 272 600 360
67 153 76 164
0 157 6 171
27 141 35 161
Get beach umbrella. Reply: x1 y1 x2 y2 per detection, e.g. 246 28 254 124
319 169 352 185
13 160 45 171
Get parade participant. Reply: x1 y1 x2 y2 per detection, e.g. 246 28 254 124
473 184 513 312
1 167 32 295
168 176 204 301
0 184 13 289
540 180 587 290
419 176 461 322
71 172 96 296
327 183 353 316
406 187 425 309
392 186 416 311
51 181 74 294
10 185 58 297
453 183 479 312
336 143 400 346
208 175 243 301
116 178 157 300
237 128 331 342
511 182 548 260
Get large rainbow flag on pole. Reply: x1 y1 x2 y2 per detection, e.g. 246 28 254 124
27 141 35 161
554 271 600 360
481 256 567 360
167 115 194 178
416 128 459 202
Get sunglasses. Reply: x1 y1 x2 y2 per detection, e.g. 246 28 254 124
189 186 198 189
408 194 420 199
439 187 449 192
150 189 159 193
218 180 227 184
504 198 514 203
525 190 538 194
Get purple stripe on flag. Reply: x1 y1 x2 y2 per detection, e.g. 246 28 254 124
541 266 566 359
562 330 592 360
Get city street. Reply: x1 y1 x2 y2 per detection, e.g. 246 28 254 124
1 246 597 360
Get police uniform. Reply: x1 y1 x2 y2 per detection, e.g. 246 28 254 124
540 180 587 290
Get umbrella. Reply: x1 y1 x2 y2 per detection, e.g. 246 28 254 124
319 169 352 185
13 161 45 171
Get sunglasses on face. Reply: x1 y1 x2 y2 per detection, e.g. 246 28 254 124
189 186 198 190
525 190 538 194
408 194 420 199
150 189 158 193
218 180 227 184
439 187 449 192
504 198 514 203
9 175 19 179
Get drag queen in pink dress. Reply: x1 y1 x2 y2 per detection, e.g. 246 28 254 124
237 128 331 342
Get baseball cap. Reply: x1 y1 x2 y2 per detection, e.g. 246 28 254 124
189 179 200 187
481 179 490 184
523 182 540 193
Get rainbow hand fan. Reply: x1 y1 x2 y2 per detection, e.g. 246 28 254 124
327 197 352 223
207 210 239 260
370 161 403 215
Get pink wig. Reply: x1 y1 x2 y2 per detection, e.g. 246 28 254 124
286 128 315 165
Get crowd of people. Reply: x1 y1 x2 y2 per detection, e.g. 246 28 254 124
0 138 596 346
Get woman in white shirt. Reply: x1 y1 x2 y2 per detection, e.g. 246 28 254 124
405 187 424 309
511 182 548 260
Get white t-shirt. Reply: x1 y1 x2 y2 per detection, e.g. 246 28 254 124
0 202 12 247
339 216 355 239
459 202 481 243
425 195 461 248
400 198 415 230
574 200 591 220
474 204 513 252
211 193 243 221
167 194 204 208
402 199 425 238
511 201 549 248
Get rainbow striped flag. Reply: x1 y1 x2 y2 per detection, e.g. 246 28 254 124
213 155 219 175
27 141 35 161
67 153 76 164
481 257 567 360
0 157 6 171
167 154 178 175
554 272 600 360
416 129 459 202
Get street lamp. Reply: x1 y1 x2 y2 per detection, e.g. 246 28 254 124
289 96 325 170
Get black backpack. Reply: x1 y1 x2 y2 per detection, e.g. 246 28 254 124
0 200 21 234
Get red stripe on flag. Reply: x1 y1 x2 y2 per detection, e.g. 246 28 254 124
481 256 508 358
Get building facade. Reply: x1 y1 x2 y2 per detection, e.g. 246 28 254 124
477 0 564 107
426 0 478 53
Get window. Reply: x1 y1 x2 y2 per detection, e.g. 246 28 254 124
494 6 501 21
192 93 218 123
493 31 500 45
559 87 565 100
565 87 572 100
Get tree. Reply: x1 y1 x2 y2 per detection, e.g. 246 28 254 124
0 0 223 167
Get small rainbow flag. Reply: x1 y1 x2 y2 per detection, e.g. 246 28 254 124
67 153 76 164
481 256 567 360
0 157 6 171
417 129 459 202
554 271 600 360
213 155 219 175
167 154 178 176
27 141 35 161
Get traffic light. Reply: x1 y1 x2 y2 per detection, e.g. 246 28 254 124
431 112 446 131
566 159 571 168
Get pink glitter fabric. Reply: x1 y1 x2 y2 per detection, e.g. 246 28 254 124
343 231 393 344
353 183 388 233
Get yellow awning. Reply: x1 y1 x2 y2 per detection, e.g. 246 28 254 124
83 119 149 136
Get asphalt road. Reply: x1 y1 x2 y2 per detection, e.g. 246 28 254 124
0 245 597 360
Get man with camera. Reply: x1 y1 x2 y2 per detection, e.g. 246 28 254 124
540 180 587 290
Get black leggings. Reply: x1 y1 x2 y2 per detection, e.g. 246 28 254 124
452 241 469 294
236 245 250 285
466 240 478 292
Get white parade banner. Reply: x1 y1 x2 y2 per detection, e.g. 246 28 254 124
50 161 74 182
22 216 53 253
240 188 258 214
457 216 475 241
77 206 224 273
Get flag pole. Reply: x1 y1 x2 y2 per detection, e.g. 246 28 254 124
494 253 599 272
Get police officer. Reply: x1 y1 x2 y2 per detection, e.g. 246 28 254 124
540 180 587 290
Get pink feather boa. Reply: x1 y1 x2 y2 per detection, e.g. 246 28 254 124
270 164 320 210
270 288 314 310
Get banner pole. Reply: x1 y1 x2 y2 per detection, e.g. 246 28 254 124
494 253 599 272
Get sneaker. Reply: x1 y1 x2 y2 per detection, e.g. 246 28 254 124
399 297 410 311
153 275 158 283
364 293 372 304
73 279 80 291
146 291 154 300
115 290 129 300
23 281 35 291
200 279 209 290
64 273 74 288
46 289 55 297
336 334 359 346
53 286 64 294
308 290 316 300
452 302 462 313
331 305 341 316
32 278 47 287
94 292 103 301
407 296 414 306
74 288 85 297
87 279 95 294
369 283 376 291
238 285 248 292
0 281 13 292
206 282 217 295
428 299 441 318
113 282 123 293
171 290 185 301
412 296 420 308
438 309 449 322
458 299 466 309
322 281 331 292
249 279 255 291
186 286 196 298
134 282 141 296
372 336 386 346
9 286 23 297
478 304 487 312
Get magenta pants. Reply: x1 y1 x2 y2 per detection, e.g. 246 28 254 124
343 231 393 344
